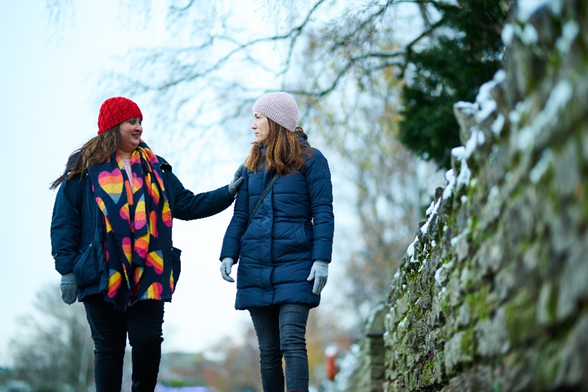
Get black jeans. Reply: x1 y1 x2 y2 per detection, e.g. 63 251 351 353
249 304 310 392
83 295 164 392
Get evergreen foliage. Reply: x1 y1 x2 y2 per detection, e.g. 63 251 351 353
399 0 507 168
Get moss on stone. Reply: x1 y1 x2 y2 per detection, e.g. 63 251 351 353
465 285 491 321
504 291 541 346
533 341 562 388
491 380 504 392
547 282 558 324
418 359 436 386
460 327 476 360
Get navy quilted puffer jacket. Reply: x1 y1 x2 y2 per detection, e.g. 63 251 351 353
51 156 234 302
220 138 334 310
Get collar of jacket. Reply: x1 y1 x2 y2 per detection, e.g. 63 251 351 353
258 133 310 152
66 151 173 175
296 133 310 147
156 155 172 173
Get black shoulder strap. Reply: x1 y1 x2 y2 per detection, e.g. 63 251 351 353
248 173 279 227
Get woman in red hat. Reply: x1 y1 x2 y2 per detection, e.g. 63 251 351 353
50 96 243 392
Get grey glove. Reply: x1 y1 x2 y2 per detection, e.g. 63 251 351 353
228 164 245 197
307 260 329 295
60 273 78 305
220 257 236 282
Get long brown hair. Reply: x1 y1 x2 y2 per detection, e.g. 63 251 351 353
244 119 312 175
50 126 120 190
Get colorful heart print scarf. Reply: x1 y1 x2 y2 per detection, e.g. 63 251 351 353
88 141 173 311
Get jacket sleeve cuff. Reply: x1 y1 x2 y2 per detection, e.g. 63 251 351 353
55 255 75 275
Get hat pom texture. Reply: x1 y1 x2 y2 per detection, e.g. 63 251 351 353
98 97 143 135
252 92 298 132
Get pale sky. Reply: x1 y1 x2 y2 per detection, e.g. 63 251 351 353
0 0 287 365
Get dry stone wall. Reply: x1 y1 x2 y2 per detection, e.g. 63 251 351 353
336 1 588 391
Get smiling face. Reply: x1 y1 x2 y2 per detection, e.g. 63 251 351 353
252 112 270 142
117 117 143 158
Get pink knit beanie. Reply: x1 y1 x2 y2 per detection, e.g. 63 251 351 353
97 97 143 135
252 92 298 132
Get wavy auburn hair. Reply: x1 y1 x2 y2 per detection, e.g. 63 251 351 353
244 119 312 175
50 126 120 190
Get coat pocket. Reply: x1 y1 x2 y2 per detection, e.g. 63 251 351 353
171 247 182 291
73 242 102 288
295 222 313 250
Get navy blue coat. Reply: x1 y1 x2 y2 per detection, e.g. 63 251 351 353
51 156 234 302
220 143 334 310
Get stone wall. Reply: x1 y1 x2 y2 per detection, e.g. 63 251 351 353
336 1 588 391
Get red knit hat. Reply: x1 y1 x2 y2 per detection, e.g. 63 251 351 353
97 97 143 134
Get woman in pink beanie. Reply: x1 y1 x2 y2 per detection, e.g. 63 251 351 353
219 92 335 392
50 96 244 392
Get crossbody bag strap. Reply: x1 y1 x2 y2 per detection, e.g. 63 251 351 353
247 173 280 227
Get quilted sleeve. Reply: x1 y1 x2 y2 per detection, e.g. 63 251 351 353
50 177 84 275
220 168 250 262
306 149 335 262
